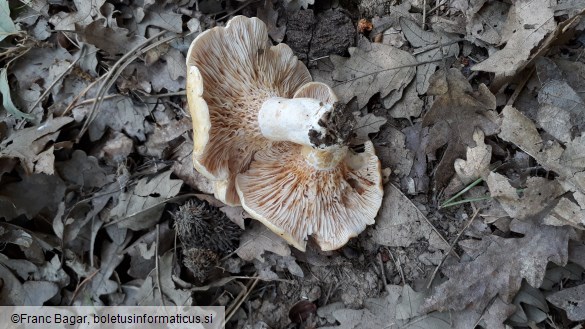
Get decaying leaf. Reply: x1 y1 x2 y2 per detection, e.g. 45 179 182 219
487 173 564 220
422 68 499 189
1 68 33 120
372 183 449 250
499 105 585 228
0 173 66 221
331 41 417 109
422 219 570 313
0 117 73 174
109 170 182 230
0 263 59 305
321 285 451 329
454 128 492 184
132 251 192 306
351 112 387 144
472 0 556 75
400 18 460 94
257 0 286 42
547 284 585 321
236 222 291 262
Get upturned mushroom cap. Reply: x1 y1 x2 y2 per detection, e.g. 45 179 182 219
235 141 383 251
186 16 311 205
236 83 383 251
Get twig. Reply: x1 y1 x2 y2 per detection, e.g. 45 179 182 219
224 274 260 326
77 30 169 139
155 224 166 306
69 269 100 305
378 252 387 285
387 247 405 285
422 0 427 29
426 209 480 289
506 67 535 106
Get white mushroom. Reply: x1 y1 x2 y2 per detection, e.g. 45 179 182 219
236 83 383 251
186 16 384 251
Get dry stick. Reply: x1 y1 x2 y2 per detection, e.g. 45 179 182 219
378 252 388 285
224 275 260 326
30 48 85 112
77 30 168 139
155 224 168 306
69 269 100 305
422 0 427 29
61 77 104 116
506 67 535 107
426 208 480 290
387 247 405 285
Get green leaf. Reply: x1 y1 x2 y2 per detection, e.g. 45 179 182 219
0 68 33 120
0 0 19 42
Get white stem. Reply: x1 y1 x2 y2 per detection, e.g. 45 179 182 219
258 97 334 149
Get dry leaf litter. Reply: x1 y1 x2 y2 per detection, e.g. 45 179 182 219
0 0 584 328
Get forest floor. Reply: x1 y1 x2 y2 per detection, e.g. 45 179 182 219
1 0 585 328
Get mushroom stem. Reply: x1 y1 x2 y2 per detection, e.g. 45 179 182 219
258 97 336 149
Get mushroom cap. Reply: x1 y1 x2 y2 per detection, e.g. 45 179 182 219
236 82 383 251
186 16 311 205
235 141 383 251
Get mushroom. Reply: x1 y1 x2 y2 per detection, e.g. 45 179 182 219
236 82 383 251
186 16 384 251
186 16 312 205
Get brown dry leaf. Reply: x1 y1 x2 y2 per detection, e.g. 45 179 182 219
351 112 387 144
127 223 174 279
171 140 214 194
454 128 492 184
73 96 152 142
49 0 106 30
0 173 66 221
472 0 556 75
400 18 460 94
139 117 191 158
331 41 417 109
422 219 570 313
450 297 517 329
132 251 192 306
487 173 564 220
0 263 59 305
56 150 112 189
134 3 183 37
466 1 510 45
78 20 147 56
387 81 423 119
422 68 499 189
499 106 585 228
236 222 291 262
321 285 451 329
109 170 182 230
547 284 585 321
0 117 73 174
371 183 449 250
